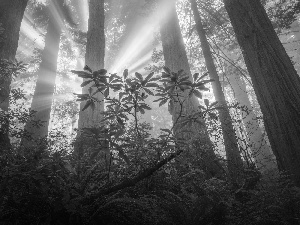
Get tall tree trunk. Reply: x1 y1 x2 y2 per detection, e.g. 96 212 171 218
190 0 243 182
22 1 62 147
227 71 277 172
78 0 105 128
224 0 300 185
75 0 106 159
0 0 28 149
159 0 222 178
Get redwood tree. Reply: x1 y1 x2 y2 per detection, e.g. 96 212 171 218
227 69 276 172
159 0 222 177
75 0 106 159
190 0 243 181
78 0 105 128
0 0 28 110
0 0 28 148
22 0 63 147
224 0 300 185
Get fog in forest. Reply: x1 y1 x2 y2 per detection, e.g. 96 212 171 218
1 0 300 224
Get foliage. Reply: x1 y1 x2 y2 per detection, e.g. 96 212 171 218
0 59 27 82
71 65 214 165
1 59 300 225
2 0 300 223
266 0 300 31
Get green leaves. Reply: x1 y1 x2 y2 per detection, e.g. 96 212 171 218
163 66 171 74
199 99 219 120
135 72 143 82
104 87 109 97
192 89 203 99
203 99 218 109
73 93 90 101
84 65 92 73
204 99 209 107
137 103 152 114
72 66 213 136
0 59 28 80
193 72 199 81
71 70 93 79
145 82 159 88
81 80 93 87
82 99 95 111
123 69 129 80
144 72 154 82
72 69 160 126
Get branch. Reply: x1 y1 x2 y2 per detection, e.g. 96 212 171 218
82 149 183 203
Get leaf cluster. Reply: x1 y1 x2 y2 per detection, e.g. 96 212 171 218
0 59 27 81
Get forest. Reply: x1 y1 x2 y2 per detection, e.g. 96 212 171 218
1 0 300 224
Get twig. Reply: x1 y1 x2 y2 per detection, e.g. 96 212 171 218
82 149 182 204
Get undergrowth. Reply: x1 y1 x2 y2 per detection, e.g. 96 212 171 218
0 63 300 224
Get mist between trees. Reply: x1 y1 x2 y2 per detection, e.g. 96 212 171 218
1 0 300 224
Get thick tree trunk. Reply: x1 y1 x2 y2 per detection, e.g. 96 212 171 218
0 0 28 149
78 0 105 128
224 0 300 185
75 0 107 160
190 0 243 182
22 1 62 147
227 72 277 172
159 0 222 177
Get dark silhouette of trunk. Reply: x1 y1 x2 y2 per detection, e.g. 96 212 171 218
224 0 300 185
190 0 243 183
0 0 28 150
22 0 62 148
159 0 222 178
75 0 107 161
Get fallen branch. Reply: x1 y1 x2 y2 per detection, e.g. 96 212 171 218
82 150 182 203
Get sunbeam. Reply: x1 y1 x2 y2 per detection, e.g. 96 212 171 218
109 22 156 73
20 15 44 49
79 0 89 31
108 0 173 74
127 49 154 72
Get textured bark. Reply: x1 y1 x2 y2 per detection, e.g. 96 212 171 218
228 72 277 172
0 0 28 149
75 0 107 159
159 0 222 177
78 0 105 129
0 0 28 109
190 0 243 182
22 0 62 147
224 0 300 185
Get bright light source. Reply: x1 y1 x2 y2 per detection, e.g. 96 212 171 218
20 16 44 49
109 0 173 74
128 49 154 72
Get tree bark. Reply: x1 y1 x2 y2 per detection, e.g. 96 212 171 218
0 0 28 149
159 0 222 177
75 0 107 159
190 0 243 182
78 0 105 129
224 0 300 185
22 0 62 147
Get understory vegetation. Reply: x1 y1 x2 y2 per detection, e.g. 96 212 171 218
1 0 300 224
1 63 300 225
